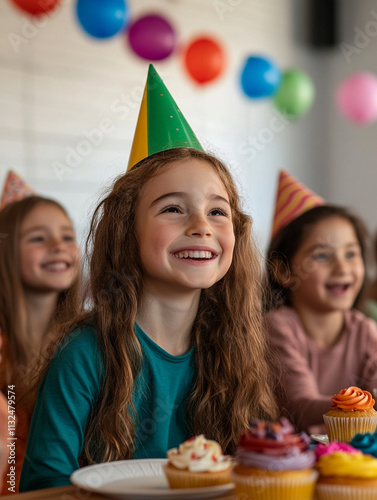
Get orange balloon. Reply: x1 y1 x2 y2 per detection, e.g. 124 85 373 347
184 37 225 85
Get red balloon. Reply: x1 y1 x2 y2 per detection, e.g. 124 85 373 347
183 37 225 85
10 0 61 15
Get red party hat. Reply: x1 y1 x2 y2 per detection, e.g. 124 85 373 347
271 170 324 238
0 170 35 210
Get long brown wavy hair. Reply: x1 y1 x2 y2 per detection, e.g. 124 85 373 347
0 196 82 389
51 147 279 462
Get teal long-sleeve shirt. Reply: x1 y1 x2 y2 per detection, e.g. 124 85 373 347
20 324 195 492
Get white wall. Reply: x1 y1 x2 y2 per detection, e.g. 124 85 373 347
1 0 373 254
326 1 377 234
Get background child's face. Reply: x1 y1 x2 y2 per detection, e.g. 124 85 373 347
135 158 235 295
19 203 80 293
289 216 365 313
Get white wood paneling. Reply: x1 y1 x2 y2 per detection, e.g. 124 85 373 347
0 0 325 253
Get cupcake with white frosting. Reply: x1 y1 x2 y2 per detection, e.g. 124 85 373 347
163 435 232 488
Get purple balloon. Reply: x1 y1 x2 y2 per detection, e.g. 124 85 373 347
128 14 176 61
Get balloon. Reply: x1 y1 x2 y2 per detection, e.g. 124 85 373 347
11 0 60 15
240 56 281 98
183 37 225 85
128 14 176 61
274 70 315 118
336 72 377 125
76 0 129 39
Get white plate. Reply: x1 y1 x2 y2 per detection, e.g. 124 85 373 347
70 458 234 500
310 434 329 445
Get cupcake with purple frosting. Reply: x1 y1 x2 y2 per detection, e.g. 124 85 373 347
230 418 318 500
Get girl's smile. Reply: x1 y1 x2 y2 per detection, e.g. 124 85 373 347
172 247 218 262
40 260 72 272
289 215 365 313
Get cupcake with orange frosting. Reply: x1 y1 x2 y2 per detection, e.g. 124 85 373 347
230 418 317 500
315 441 377 499
163 435 232 489
323 386 377 443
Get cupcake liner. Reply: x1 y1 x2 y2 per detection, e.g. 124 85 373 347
163 464 231 489
323 416 377 443
315 483 377 500
230 469 318 500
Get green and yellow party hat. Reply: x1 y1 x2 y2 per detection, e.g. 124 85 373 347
127 64 203 170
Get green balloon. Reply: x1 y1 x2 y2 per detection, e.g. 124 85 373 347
273 70 315 118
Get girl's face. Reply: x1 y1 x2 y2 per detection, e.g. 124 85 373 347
289 216 365 314
19 203 80 293
135 159 235 295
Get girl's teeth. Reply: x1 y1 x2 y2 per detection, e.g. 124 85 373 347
44 263 68 271
175 251 213 259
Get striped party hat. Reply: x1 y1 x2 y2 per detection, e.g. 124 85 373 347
127 64 203 170
271 170 324 238
0 170 35 210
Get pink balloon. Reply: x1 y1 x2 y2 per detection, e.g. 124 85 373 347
336 72 377 125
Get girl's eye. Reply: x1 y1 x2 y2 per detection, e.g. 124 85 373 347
63 235 75 242
313 252 329 262
161 206 182 214
346 250 359 259
28 236 44 243
208 208 229 216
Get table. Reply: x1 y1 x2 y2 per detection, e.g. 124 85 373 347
1 484 236 499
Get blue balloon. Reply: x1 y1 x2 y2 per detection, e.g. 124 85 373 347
240 56 281 99
76 0 129 39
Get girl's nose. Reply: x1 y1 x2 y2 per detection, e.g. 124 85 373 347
333 255 348 273
186 213 212 237
50 237 64 252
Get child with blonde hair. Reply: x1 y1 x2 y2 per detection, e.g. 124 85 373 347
0 195 81 493
20 66 278 492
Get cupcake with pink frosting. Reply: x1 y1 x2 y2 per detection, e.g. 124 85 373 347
315 441 377 499
230 418 317 500
323 386 377 443
163 435 232 489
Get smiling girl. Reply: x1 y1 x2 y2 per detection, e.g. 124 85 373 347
20 147 278 491
265 201 377 434
0 195 81 493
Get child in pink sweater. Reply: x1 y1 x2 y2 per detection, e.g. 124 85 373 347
264 173 377 434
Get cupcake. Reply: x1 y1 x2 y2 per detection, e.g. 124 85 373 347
230 418 317 500
351 431 377 457
316 441 359 458
315 442 377 499
323 386 377 443
163 435 232 488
